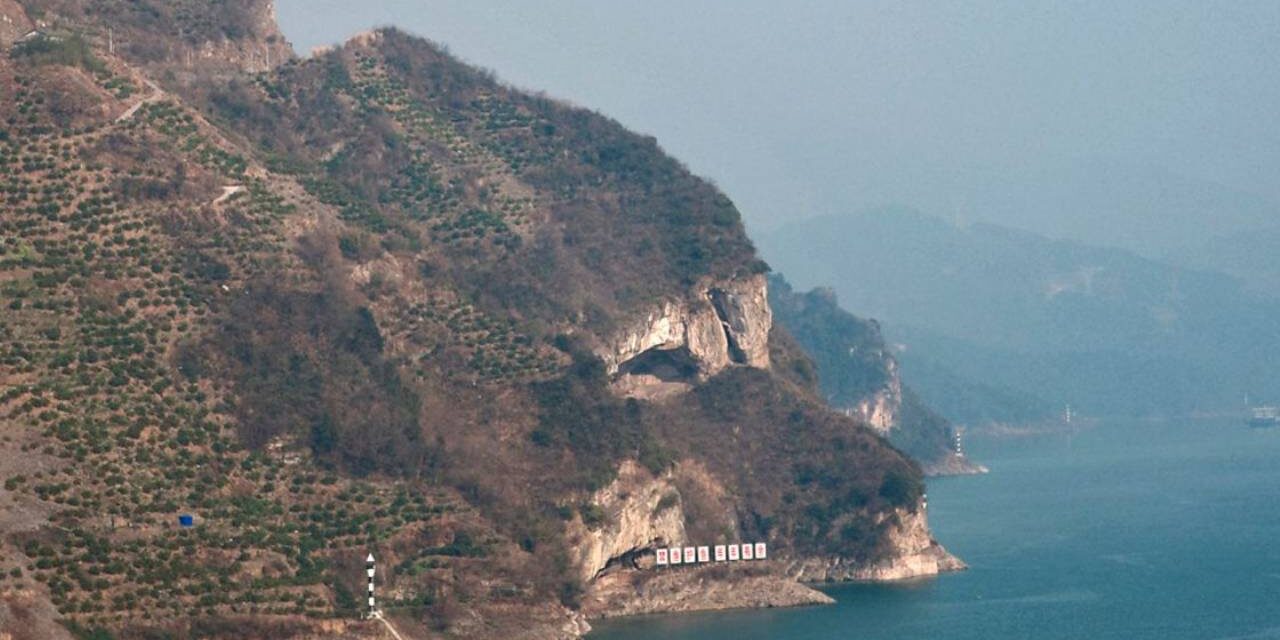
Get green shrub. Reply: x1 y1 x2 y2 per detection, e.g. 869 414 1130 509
11 33 105 73
578 504 605 530
877 468 923 508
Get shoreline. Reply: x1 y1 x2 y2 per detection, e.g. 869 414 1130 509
923 453 990 477
580 553 965 635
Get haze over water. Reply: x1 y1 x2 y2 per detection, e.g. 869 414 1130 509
591 419 1280 639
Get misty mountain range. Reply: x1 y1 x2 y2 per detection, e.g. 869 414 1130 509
761 207 1280 423
914 160 1280 295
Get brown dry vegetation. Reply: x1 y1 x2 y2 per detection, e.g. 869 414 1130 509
0 3 927 638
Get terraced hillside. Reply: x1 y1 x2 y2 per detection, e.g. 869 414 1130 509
0 2 956 639
0 27 563 639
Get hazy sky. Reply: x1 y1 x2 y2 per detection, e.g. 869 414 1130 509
274 1 1280 246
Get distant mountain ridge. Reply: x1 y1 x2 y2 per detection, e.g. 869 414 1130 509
898 160 1280 278
761 208 1280 420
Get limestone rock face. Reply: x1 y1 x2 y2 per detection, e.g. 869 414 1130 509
922 452 990 477
605 298 730 376
821 352 901 436
707 275 772 367
846 360 902 435
186 0 294 73
566 461 688 584
783 503 966 582
600 274 772 398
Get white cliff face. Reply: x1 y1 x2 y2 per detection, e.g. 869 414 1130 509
572 460 832 622
603 298 730 376
783 503 965 582
922 452 990 477
599 274 772 398
566 461 688 584
850 505 966 580
706 276 771 367
848 363 902 435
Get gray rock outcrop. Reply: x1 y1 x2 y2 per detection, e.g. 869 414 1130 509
783 503 966 582
566 460 689 584
599 274 772 398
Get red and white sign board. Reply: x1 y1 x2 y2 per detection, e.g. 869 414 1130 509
683 547 696 564
656 548 669 565
755 542 767 559
741 543 755 560
669 547 682 565
728 544 740 561
714 545 727 562
697 546 710 563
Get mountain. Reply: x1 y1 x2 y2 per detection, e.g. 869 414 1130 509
922 160 1280 269
760 208 1280 420
886 352 1056 427
0 3 960 639
907 159 1280 299
1166 225 1280 297
767 275 985 475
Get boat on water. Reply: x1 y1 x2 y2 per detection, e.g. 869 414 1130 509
1248 406 1279 428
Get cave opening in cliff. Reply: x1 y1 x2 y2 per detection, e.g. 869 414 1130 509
617 345 700 383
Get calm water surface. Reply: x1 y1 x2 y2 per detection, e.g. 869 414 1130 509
589 419 1280 639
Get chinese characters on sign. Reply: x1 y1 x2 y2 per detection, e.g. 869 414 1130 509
655 542 767 567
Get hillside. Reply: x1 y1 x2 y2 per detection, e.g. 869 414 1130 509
0 2 958 639
767 276 983 474
761 208 1280 420
929 161 1280 269
1168 225 1280 297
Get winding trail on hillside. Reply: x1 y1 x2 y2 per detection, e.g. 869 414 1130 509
115 78 162 122
374 612 409 640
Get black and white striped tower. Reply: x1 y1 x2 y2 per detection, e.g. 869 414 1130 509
366 552 377 618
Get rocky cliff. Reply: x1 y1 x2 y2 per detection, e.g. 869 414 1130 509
783 505 966 582
569 459 960 625
15 0 293 75
600 275 771 398
566 460 688 584
846 359 901 434
768 275 985 474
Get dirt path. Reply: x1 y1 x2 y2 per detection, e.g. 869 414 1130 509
211 185 244 205
374 612 409 640
115 78 162 123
